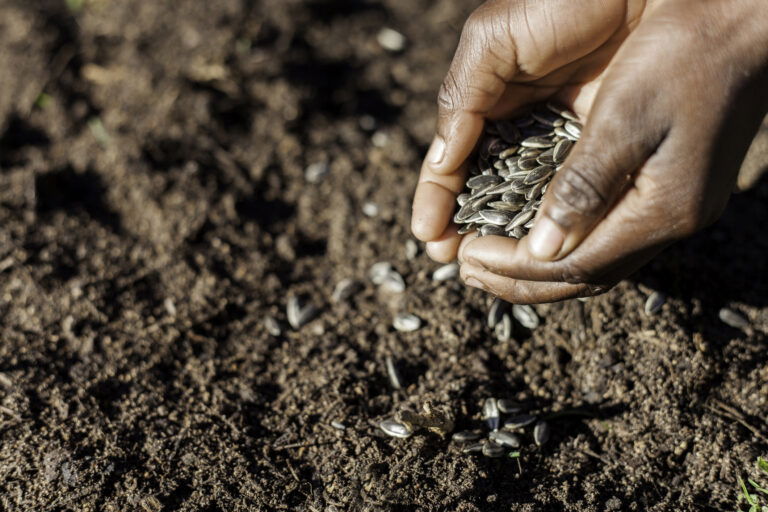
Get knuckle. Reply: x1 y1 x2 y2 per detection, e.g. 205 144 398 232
437 68 463 114
558 259 596 285
550 162 609 223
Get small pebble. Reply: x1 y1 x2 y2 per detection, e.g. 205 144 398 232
377 27 406 52
379 419 413 438
432 263 459 282
489 431 521 448
644 291 666 316
718 307 750 329
504 414 537 430
452 431 482 442
305 162 329 183
534 420 550 446
393 313 421 332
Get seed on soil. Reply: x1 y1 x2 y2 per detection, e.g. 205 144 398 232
369 261 393 284
385 356 403 390
497 399 521 414
331 421 346 430
405 239 419 260
482 441 506 458
534 420 550 446
494 313 513 342
644 291 666 316
379 419 413 438
332 278 361 303
452 431 482 442
377 27 406 52
304 161 330 183
488 297 508 329
432 263 459 282
393 313 422 332
512 304 540 329
462 442 484 454
381 271 406 293
718 307 750 329
286 296 319 330
264 316 281 336
362 201 379 217
489 430 521 448
504 414 537 430
483 398 500 431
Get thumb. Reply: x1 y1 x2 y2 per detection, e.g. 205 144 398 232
526 80 667 261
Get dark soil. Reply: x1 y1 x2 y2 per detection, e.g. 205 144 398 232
1 1 767 511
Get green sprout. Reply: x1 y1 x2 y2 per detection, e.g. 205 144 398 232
738 457 768 512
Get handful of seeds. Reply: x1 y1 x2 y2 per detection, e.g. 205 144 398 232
454 101 581 238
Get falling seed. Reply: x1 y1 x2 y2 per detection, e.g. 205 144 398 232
497 399 521 414
644 291 666 316
495 313 513 342
452 431 482 442
504 414 537 430
718 307 750 329
381 271 406 293
462 442 484 454
483 398 500 431
393 313 421 332
332 278 361 303
264 316 281 336
488 298 508 329
489 430 521 448
377 27 406 52
331 421 347 430
379 419 413 438
432 263 459 282
534 420 550 446
405 239 419 260
305 162 330 183
385 356 403 390
512 304 540 329
482 441 506 458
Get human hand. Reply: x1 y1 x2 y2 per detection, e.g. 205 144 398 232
411 0 768 303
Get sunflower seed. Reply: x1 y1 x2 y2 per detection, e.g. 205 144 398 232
520 148 543 158
512 304 540 329
532 110 561 127
381 271 406 293
305 161 330 183
287 296 319 330
534 420 550 445
457 193 471 206
362 201 379 217
496 121 522 143
553 139 573 163
467 174 503 189
508 226 526 239
564 120 582 138
521 136 555 149
462 442 484 454
470 194 494 210
452 431 482 442
393 313 421 332
433 263 459 281
488 138 508 155
377 28 406 52
405 239 419 260
499 147 519 160
488 298 508 328
718 307 749 329
644 291 666 315
457 224 476 235
380 419 413 438
524 165 554 185
504 414 537 429
480 224 505 237
518 156 540 171
332 278 361 303
489 430 521 448
506 209 535 231
493 159 507 170
264 316 281 336
495 313 513 342
501 190 524 203
369 262 393 284
536 148 556 165
385 356 403 390
546 101 578 121
482 441 506 457
480 210 514 226
483 398 500 431
525 180 546 201
497 399 521 414
331 421 347 430
485 181 515 195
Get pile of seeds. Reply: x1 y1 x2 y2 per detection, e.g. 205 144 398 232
453 102 581 238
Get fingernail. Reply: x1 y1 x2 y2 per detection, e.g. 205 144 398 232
464 276 485 290
426 136 446 165
528 216 565 260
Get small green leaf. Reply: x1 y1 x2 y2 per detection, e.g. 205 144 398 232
758 457 768 474
741 476 759 505
34 93 52 109
748 479 768 495
508 451 520 458
66 0 84 12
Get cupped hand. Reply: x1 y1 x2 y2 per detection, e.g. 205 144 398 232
411 0 768 303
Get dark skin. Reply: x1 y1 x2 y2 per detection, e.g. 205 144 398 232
411 0 768 303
